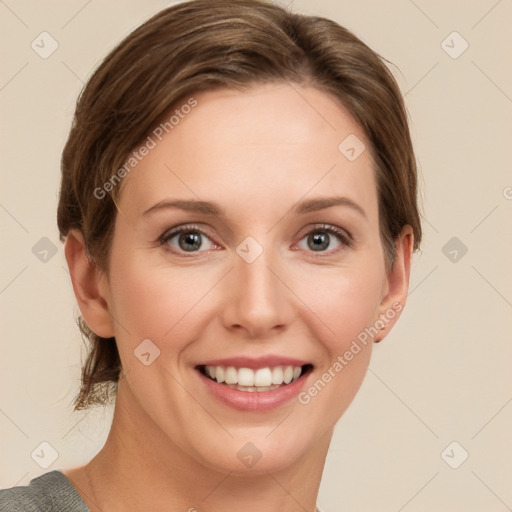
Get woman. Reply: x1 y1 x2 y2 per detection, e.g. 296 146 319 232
0 0 421 510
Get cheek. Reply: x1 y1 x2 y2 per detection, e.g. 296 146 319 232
291 264 382 430
107 247 220 356
291 261 385 353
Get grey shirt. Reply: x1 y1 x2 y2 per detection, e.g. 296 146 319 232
0 471 90 512
1 470 325 511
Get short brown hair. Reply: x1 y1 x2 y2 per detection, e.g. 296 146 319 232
58 0 422 410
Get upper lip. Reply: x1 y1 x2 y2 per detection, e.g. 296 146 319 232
195 355 311 369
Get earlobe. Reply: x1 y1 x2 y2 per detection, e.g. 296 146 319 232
64 230 115 338
374 226 414 343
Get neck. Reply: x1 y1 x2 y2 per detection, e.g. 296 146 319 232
73 377 331 512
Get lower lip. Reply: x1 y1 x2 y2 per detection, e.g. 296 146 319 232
196 369 310 411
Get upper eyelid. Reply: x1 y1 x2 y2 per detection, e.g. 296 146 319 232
161 224 213 240
297 223 352 238
161 223 350 237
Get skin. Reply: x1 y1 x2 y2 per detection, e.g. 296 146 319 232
63 82 413 512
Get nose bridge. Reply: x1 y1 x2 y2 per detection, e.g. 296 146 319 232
222 243 291 336
240 254 277 304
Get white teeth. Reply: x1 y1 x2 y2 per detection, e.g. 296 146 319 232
271 366 284 385
226 384 280 392
283 365 293 384
237 368 254 386
203 364 305 390
224 366 237 385
254 368 272 387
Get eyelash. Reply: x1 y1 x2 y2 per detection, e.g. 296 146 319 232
159 223 353 256
158 224 213 255
308 224 353 249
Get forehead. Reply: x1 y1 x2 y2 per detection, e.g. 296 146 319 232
119 83 378 221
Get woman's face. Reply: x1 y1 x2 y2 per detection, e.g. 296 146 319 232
95 83 410 474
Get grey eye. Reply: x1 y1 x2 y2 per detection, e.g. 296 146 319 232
178 232 203 251
166 230 214 252
298 230 343 252
308 232 330 251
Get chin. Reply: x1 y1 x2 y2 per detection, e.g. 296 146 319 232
191 428 316 476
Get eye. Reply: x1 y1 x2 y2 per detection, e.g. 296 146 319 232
297 225 351 253
161 226 217 253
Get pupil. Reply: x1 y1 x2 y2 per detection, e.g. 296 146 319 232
179 232 202 251
308 232 329 251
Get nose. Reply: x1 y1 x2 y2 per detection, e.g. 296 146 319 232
220 252 294 339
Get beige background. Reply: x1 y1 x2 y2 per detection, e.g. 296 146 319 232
1 1 511 510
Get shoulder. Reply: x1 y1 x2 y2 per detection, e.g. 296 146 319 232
0 471 89 512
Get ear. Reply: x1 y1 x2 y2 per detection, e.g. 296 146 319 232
374 226 414 342
64 230 115 338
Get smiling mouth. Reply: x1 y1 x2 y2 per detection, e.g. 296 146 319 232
197 364 313 392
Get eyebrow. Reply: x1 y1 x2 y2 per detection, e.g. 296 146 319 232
142 196 367 219
142 199 223 217
294 196 367 218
